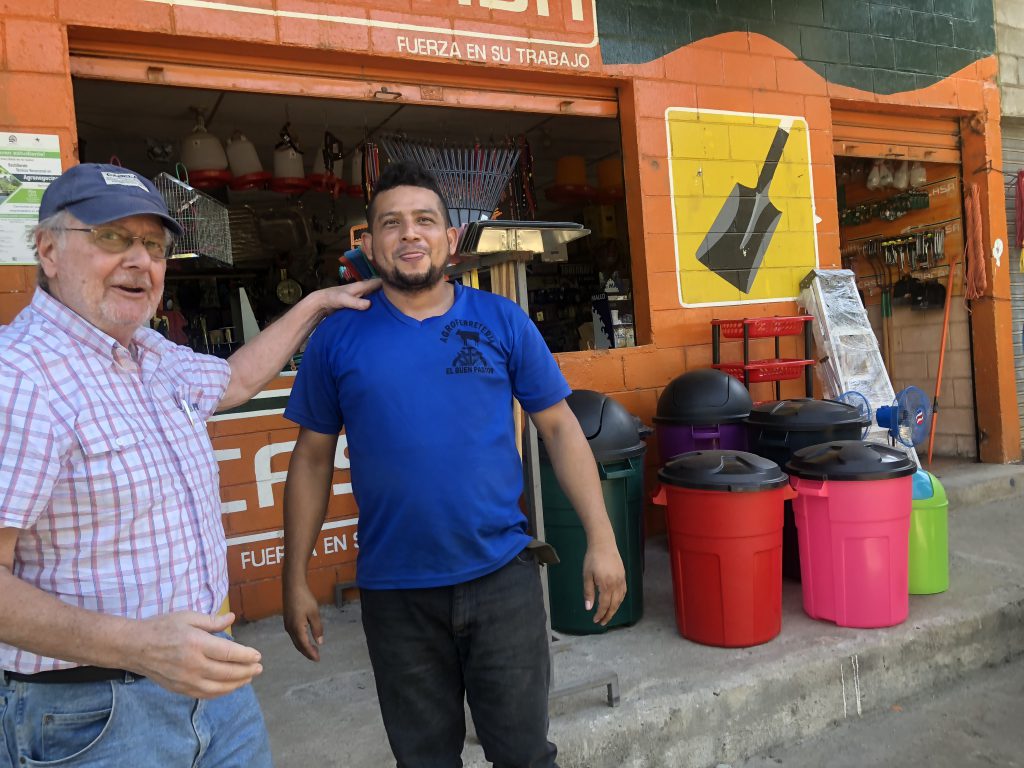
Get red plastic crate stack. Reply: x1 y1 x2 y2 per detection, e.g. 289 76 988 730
711 315 814 399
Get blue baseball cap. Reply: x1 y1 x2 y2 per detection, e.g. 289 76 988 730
39 163 183 237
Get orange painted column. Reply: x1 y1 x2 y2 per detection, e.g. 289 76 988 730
959 86 1021 463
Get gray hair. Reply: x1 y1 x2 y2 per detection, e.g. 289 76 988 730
28 211 174 290
30 210 73 290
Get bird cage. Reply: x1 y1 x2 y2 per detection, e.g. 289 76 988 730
377 136 521 227
226 204 268 266
152 169 233 265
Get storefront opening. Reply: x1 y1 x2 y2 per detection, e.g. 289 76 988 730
71 76 635 356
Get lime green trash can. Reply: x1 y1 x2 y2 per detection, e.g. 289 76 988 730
540 390 649 634
909 470 949 594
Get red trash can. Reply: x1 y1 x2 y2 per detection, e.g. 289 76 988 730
786 441 916 628
654 451 792 648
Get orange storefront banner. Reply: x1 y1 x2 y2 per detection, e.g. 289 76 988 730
139 0 601 71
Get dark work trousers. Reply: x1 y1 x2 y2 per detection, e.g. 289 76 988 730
360 549 558 768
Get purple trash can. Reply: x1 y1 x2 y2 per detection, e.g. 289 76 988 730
655 369 752 462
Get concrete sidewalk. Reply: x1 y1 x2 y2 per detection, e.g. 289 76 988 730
237 459 1024 768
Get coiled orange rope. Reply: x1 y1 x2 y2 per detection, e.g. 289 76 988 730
963 182 986 301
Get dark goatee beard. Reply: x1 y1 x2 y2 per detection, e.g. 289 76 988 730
380 263 445 294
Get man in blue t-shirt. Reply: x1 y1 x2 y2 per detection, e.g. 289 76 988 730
282 160 625 767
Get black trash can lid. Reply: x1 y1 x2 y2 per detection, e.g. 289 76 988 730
745 398 870 431
785 440 917 481
654 368 752 425
658 450 789 492
540 389 649 463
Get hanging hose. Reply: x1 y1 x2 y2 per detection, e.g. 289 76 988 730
963 182 986 301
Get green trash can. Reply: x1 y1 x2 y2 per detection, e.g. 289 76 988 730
540 389 649 634
909 469 949 594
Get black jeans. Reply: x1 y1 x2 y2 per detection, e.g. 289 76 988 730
360 550 558 768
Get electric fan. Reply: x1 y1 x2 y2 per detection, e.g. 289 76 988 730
836 390 872 438
876 386 932 447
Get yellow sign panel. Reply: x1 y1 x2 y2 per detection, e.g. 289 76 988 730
666 109 818 307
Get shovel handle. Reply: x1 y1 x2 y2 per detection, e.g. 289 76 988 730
756 125 791 192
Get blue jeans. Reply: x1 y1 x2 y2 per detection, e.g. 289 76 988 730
0 673 271 767
360 550 558 768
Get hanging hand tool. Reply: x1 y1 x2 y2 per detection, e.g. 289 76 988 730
927 240 959 465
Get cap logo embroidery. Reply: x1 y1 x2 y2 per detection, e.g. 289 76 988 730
100 171 147 190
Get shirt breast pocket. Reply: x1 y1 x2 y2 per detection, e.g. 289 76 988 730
71 414 156 513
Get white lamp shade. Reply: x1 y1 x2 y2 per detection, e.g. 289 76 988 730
226 132 264 176
274 146 305 179
181 128 228 171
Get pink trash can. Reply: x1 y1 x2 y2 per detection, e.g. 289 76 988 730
786 441 916 628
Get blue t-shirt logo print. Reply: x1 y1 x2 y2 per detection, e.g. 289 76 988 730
451 330 488 369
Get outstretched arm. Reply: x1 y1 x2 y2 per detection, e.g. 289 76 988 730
529 400 626 625
219 279 380 411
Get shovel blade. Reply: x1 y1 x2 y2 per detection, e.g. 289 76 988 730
696 190 782 293
694 123 791 295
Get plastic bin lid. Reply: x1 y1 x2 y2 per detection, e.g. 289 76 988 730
911 469 934 500
913 470 948 506
654 368 752 425
540 389 649 463
785 440 917 481
745 398 870 431
658 450 789 492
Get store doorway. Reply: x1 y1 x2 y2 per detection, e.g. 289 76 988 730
71 77 634 355
835 153 978 459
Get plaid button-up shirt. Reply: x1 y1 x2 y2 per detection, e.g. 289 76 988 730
0 289 231 673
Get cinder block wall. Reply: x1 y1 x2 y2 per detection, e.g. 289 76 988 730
599 0 995 93
890 298 976 458
996 0 1024 117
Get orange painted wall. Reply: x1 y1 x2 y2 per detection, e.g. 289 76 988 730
0 0 1018 618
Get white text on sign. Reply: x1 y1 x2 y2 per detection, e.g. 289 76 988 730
216 436 351 516
239 531 359 571
396 36 591 69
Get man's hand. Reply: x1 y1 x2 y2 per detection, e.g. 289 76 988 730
131 611 263 699
530 401 628 626
283 580 324 662
582 537 626 625
318 278 381 313
220 278 382 412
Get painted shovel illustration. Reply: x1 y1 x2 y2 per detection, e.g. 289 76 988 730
696 118 793 293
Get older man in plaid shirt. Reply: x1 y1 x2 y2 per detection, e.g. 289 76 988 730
0 163 378 766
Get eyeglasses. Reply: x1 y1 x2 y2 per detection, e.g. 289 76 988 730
58 226 173 261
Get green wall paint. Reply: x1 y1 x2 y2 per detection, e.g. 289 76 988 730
597 0 995 94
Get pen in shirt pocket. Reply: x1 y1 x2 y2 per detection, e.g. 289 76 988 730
175 385 201 427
